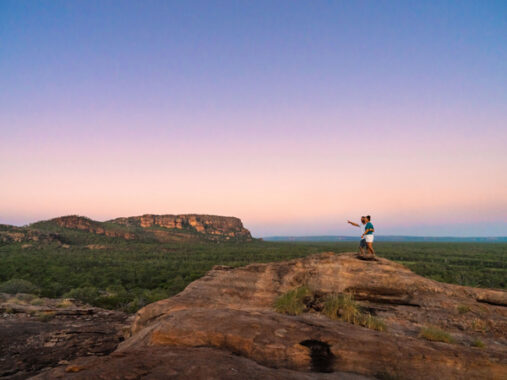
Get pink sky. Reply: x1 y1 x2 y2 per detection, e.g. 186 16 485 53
1 1 506 236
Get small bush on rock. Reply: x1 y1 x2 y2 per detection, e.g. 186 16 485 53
323 293 360 323
472 338 485 348
419 326 454 343
457 305 470 314
274 286 311 315
323 293 386 331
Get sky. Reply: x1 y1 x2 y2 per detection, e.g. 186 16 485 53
1 1 506 237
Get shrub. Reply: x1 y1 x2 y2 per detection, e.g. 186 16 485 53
274 286 311 315
457 305 470 314
127 296 148 313
471 318 487 332
323 293 360 323
30 297 45 306
8 297 27 305
64 287 100 305
15 293 37 302
56 299 74 308
0 279 39 295
322 293 386 331
35 311 55 322
361 313 387 332
472 338 485 348
419 326 454 343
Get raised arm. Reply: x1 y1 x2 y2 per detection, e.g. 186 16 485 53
347 220 360 227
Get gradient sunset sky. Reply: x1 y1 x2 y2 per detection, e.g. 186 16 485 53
1 1 506 236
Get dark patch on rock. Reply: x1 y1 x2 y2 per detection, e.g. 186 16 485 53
300 340 334 373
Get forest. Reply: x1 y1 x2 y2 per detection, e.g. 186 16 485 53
0 232 505 313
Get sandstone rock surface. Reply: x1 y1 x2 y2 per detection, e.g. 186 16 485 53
0 294 130 379
33 253 507 379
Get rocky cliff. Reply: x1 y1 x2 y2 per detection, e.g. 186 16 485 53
31 214 253 242
109 214 252 241
33 253 506 379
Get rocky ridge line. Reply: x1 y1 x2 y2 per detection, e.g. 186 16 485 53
33 252 506 379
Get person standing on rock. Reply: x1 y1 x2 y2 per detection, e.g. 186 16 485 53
363 215 375 258
347 217 367 256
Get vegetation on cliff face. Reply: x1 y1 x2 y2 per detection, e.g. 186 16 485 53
0 220 505 313
275 289 387 332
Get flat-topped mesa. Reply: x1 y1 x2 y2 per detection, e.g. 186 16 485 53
31 214 253 242
110 214 253 241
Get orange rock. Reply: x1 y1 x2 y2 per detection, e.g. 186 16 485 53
65 365 85 373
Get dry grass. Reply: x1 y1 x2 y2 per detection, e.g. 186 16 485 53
419 326 454 343
323 293 360 322
471 318 487 332
8 297 27 305
323 293 386 332
361 313 387 332
34 311 56 322
30 297 45 306
57 298 74 308
274 289 387 332
274 286 311 316
472 338 485 348
457 304 470 314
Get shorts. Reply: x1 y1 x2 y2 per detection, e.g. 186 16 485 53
359 239 366 248
365 234 374 243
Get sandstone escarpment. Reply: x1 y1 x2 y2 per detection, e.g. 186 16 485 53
34 253 507 379
109 214 252 241
33 214 253 242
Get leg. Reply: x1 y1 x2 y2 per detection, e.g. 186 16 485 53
366 242 375 256
358 239 366 256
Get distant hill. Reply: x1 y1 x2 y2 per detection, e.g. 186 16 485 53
21 214 253 244
263 235 507 242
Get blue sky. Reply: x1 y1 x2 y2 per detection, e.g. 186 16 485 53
1 1 506 236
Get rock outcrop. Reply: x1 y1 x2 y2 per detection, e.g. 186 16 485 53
0 225 60 244
46 216 136 240
0 294 130 379
109 214 253 241
31 214 253 242
32 253 506 379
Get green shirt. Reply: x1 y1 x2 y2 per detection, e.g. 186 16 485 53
365 222 374 235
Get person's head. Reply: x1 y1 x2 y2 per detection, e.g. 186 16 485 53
366 215 371 221
360 216 366 224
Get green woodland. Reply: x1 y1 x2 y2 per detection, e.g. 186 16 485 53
0 227 505 313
